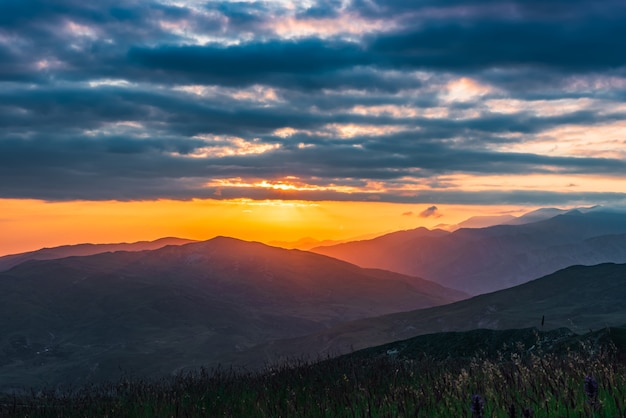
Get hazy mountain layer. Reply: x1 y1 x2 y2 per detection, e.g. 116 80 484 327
0 237 464 391
450 214 517 230
313 210 626 294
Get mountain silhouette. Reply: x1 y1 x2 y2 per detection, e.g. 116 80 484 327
0 237 464 390
0 237 196 272
313 210 626 294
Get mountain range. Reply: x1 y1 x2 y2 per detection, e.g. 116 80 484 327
3 206 626 392
0 237 463 391
435 206 572 230
0 237 196 272
313 209 626 294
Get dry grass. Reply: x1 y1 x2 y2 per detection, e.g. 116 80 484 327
2 335 624 417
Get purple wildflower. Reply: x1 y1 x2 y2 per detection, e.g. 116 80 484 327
584 375 598 405
470 394 485 418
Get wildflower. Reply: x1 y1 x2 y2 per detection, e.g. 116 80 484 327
470 394 484 418
584 375 598 406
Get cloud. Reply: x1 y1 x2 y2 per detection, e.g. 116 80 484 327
1 0 626 206
370 19 626 73
401 211 414 216
126 39 372 86
419 206 441 218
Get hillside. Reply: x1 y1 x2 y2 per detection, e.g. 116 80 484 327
347 326 626 362
0 237 196 272
4 326 626 417
0 237 464 391
313 210 626 294
246 263 626 365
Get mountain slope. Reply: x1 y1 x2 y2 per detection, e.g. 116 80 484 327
452 214 517 230
0 237 196 272
0 237 465 390
267 237 343 250
504 207 567 225
313 210 626 294
247 263 626 366
346 326 626 362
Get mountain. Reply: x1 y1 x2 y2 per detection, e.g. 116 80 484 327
311 227 450 274
246 263 626 365
0 237 196 272
267 237 344 250
437 206 593 231
451 214 517 230
467 205 600 228
313 210 626 294
504 207 568 225
0 237 465 391
268 232 386 250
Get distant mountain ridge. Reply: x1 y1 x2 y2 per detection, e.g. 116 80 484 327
0 237 196 272
504 207 569 225
452 214 517 230
313 209 626 294
268 232 386 250
435 206 577 231
0 236 465 391
267 237 345 250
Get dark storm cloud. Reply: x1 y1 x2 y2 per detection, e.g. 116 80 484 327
125 39 372 86
207 1 274 30
3 123 625 202
350 0 626 21
3 0 625 83
4 82 624 141
370 19 626 73
1 0 626 204
2 84 626 201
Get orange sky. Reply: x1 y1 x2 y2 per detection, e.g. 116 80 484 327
0 198 532 256
3 1 626 257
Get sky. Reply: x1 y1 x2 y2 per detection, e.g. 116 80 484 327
1 0 626 255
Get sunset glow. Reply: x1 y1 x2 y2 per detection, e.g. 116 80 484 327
0 198 530 256
2 0 626 255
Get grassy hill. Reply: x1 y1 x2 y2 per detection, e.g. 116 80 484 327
3 326 625 417
347 326 626 362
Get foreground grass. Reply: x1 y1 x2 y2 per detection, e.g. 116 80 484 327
2 337 625 417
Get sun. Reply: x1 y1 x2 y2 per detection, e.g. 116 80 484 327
235 198 319 229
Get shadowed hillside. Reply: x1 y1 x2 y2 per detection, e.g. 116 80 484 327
0 237 464 391
347 326 626 362
245 263 626 366
4 326 626 417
